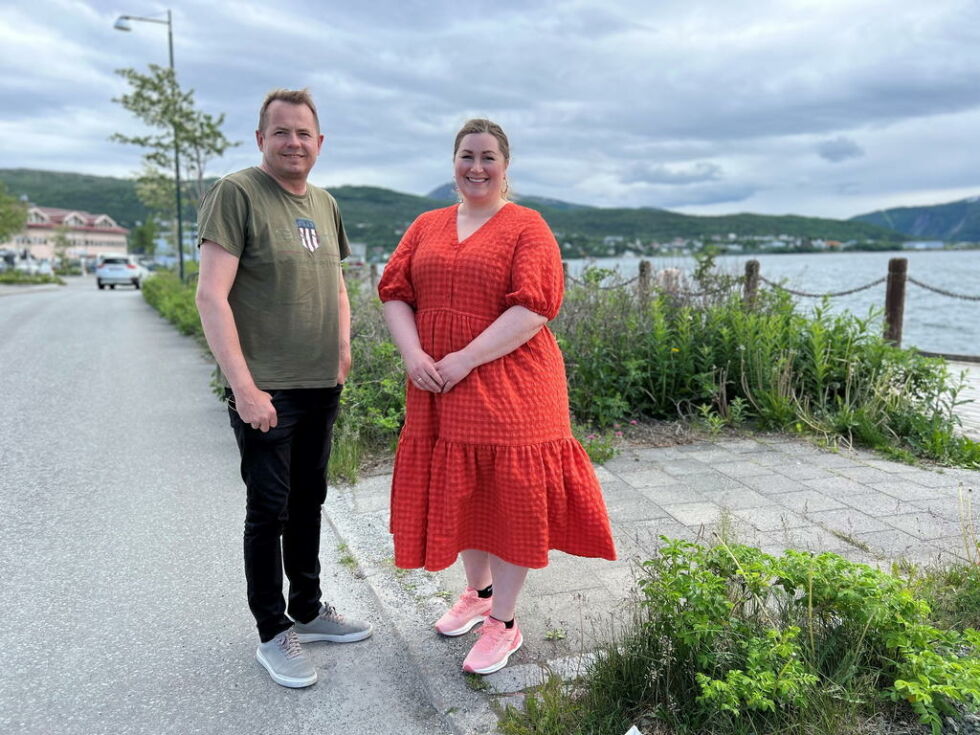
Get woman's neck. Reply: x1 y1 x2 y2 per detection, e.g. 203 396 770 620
459 197 507 219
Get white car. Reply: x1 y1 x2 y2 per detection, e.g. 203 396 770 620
96 255 142 290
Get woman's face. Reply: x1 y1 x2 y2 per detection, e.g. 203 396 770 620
454 132 508 206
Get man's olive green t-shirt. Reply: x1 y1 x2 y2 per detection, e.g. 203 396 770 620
198 167 350 389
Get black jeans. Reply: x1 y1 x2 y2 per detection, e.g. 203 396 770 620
228 386 343 642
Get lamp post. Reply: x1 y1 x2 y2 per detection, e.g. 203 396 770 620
114 10 185 282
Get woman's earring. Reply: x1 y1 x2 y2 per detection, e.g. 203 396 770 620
501 177 509 198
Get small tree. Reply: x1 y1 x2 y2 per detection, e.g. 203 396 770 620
51 225 71 270
129 219 159 256
0 182 27 242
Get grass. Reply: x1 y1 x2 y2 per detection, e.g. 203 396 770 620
0 271 65 285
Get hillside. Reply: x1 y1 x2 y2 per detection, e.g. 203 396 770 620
851 196 980 241
1 168 904 254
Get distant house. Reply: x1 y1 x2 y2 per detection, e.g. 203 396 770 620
907 241 945 250
0 205 129 260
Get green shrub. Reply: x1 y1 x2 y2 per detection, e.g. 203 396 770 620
555 267 979 468
503 539 980 735
142 273 203 338
0 271 64 285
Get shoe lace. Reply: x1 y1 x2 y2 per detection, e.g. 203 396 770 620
280 630 304 659
450 590 480 614
319 604 345 623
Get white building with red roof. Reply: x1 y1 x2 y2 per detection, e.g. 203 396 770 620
1 205 129 260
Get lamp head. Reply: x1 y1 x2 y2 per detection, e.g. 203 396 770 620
113 16 132 31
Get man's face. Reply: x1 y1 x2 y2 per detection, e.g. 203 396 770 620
256 101 324 184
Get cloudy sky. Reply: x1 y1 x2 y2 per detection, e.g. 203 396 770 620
3 0 979 219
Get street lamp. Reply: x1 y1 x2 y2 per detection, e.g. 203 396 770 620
114 10 185 282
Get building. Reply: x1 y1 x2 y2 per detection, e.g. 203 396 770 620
1 206 129 261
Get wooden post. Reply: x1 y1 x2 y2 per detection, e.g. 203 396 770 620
562 261 569 288
743 260 760 307
369 263 378 291
884 257 908 347
638 260 651 302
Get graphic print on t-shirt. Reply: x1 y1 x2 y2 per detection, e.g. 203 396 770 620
295 218 320 253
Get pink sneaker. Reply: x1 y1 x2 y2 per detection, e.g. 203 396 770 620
462 617 523 674
434 587 492 636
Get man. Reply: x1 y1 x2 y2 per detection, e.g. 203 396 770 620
196 89 371 689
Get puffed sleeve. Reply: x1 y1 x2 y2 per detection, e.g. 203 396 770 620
377 216 423 306
504 210 564 319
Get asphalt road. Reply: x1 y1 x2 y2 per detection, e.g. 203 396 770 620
0 277 449 735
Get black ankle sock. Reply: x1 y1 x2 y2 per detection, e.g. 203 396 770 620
490 615 515 629
476 584 493 599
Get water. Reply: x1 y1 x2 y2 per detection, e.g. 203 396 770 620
565 251 980 356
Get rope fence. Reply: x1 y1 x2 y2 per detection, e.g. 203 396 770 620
556 256 977 356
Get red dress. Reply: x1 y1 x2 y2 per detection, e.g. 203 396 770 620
378 203 616 571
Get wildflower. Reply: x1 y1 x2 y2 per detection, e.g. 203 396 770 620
586 434 597 440
629 419 638 425
671 347 680 353
613 423 621 429
615 431 623 438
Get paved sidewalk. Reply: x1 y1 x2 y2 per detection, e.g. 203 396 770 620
324 434 978 734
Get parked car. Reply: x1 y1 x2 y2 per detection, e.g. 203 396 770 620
36 259 54 276
96 255 142 290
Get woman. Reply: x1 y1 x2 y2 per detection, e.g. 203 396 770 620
378 119 616 675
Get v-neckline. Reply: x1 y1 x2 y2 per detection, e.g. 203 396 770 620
454 202 511 244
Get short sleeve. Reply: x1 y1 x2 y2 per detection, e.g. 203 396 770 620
198 178 249 257
325 191 351 260
377 216 423 306
504 211 564 319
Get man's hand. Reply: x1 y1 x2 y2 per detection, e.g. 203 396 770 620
232 386 278 432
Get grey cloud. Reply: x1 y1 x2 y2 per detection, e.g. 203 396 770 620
622 162 723 185
817 136 865 163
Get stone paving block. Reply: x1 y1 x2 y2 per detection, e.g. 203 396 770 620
859 458 915 474
527 558 607 595
871 480 946 501
773 442 825 457
893 470 966 489
772 463 837 482
593 465 619 484
769 490 846 514
807 452 864 469
675 472 746 493
833 466 900 484
632 446 690 461
614 518 701 558
714 461 776 479
880 512 961 541
660 459 716 477
909 496 978 522
604 490 672 522
741 450 792 467
808 508 893 534
733 506 809 532
714 438 767 453
838 492 921 517
698 487 769 510
663 501 723 527
740 473 809 495
777 525 856 554
601 453 647 473
802 476 873 500
929 536 978 563
851 528 928 560
636 485 707 506
674 448 740 463
616 467 676 488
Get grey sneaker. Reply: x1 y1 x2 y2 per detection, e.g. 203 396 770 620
255 629 317 688
293 603 373 643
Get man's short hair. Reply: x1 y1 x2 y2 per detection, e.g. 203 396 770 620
258 89 320 134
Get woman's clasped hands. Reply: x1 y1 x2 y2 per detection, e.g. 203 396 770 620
406 349 475 393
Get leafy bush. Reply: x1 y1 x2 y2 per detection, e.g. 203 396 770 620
0 271 64 285
555 266 979 467
503 539 980 735
141 272 203 338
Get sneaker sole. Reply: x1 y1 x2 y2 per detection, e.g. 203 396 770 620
255 649 317 688
435 614 488 637
462 631 524 675
293 626 374 644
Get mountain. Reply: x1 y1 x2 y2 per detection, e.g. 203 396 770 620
0 169 904 254
426 182 594 211
851 196 980 241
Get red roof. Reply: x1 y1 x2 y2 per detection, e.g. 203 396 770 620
27 206 128 235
